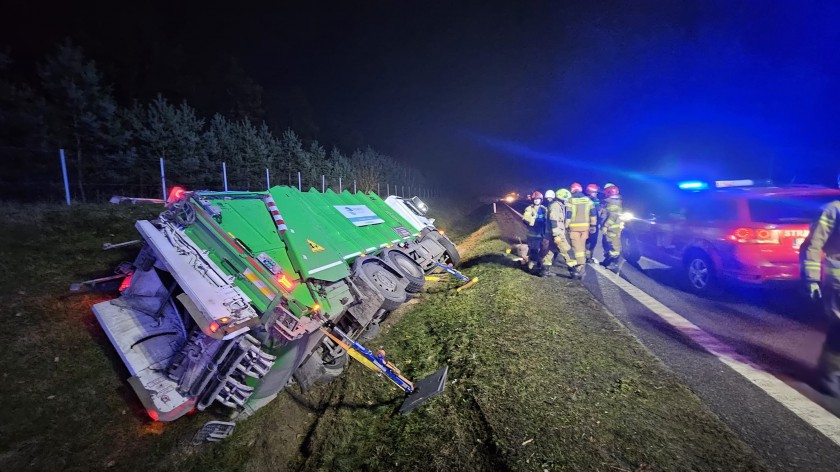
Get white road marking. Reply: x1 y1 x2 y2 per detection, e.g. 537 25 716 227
504 203 523 218
589 262 840 446
343 251 362 260
639 255 671 270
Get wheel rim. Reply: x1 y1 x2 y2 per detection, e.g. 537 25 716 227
392 253 422 278
368 265 399 292
688 258 709 289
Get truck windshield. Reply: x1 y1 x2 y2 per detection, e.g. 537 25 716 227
748 194 839 224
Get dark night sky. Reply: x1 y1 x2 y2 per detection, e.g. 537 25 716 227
2 0 839 196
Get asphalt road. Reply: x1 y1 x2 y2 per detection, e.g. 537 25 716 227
502 201 840 470
617 255 840 412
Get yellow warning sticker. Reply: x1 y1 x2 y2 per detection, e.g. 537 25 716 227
307 239 326 253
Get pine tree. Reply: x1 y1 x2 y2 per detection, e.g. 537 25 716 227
38 41 122 201
124 95 207 191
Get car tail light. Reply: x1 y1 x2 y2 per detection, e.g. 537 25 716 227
727 227 780 244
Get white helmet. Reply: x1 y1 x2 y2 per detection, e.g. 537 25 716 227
545 189 556 200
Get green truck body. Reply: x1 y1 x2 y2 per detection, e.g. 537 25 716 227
93 186 458 427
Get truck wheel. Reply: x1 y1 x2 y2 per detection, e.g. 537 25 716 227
383 249 425 293
621 232 641 265
356 321 381 343
425 231 460 267
322 350 348 378
684 250 717 294
360 259 408 311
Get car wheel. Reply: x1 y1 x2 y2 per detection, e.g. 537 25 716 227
621 232 641 265
684 251 716 294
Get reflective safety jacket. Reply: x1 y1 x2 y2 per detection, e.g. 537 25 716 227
566 193 596 232
523 203 549 237
801 200 840 283
602 196 623 235
548 200 567 237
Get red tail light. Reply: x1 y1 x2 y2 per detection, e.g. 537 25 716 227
118 274 133 292
148 410 159 422
727 227 780 244
167 186 186 203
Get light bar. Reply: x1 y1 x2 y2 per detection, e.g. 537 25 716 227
678 181 708 190
715 179 754 188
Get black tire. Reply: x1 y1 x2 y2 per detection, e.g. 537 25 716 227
356 322 381 343
621 232 641 265
383 249 425 293
425 231 460 266
322 349 348 377
684 250 717 294
359 259 408 311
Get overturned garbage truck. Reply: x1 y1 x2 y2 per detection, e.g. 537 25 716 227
93 186 459 430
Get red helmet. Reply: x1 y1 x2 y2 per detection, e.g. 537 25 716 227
604 184 620 197
532 191 543 200
586 184 599 194
570 183 583 194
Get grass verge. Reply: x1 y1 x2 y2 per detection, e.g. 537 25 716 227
0 202 765 471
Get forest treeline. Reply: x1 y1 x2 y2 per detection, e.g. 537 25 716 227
0 42 427 201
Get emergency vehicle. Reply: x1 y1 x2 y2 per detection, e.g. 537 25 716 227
621 180 840 293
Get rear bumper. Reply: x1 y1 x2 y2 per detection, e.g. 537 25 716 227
721 261 801 285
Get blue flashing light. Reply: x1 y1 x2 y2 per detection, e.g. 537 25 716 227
678 181 709 190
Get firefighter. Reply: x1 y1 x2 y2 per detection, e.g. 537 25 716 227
522 191 550 276
801 199 840 396
543 188 577 276
566 183 596 279
585 183 601 263
601 183 623 269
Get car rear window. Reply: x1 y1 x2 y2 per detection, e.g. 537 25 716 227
748 194 839 224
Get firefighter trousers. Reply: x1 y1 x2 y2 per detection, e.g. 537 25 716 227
569 230 588 266
585 227 599 260
603 229 622 260
818 278 840 384
527 236 550 269
547 234 576 267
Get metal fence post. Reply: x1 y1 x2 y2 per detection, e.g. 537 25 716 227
322 175 325 193
59 148 71 205
402 185 405 197
297 171 302 191
377 183 380 195
387 183 390 196
266 168 270 190
222 161 228 191
160 157 167 203
353 180 357 194
339 177 342 192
